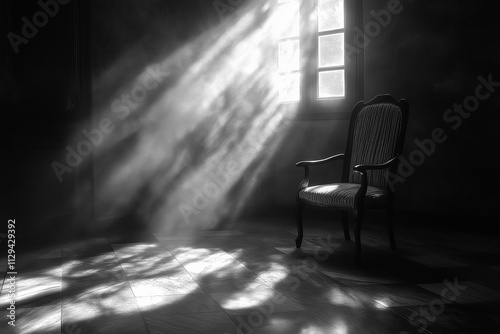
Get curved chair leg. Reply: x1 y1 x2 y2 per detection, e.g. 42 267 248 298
341 210 351 240
353 209 363 259
386 202 396 249
295 201 304 248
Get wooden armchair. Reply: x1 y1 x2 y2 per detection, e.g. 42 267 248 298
295 95 409 258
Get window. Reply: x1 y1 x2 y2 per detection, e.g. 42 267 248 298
276 0 347 103
317 0 345 99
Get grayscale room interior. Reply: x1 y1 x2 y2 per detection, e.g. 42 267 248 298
1 0 500 333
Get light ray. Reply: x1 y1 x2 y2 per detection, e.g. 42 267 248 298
84 1 314 233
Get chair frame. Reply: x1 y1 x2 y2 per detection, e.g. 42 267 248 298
295 94 409 258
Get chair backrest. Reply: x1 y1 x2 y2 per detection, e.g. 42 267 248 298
342 95 409 190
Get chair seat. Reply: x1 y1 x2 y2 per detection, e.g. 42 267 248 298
299 183 389 209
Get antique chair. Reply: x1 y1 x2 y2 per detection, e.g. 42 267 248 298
295 94 409 258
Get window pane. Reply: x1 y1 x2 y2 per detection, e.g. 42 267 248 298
278 40 300 73
278 73 300 102
318 33 344 68
276 1 299 38
318 0 344 32
318 70 344 98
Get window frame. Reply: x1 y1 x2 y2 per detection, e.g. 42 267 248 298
316 0 346 100
276 0 363 118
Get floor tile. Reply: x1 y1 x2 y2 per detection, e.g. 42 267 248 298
107 233 160 244
173 247 251 280
118 256 186 277
403 254 468 268
322 268 401 286
353 283 444 308
157 238 215 251
418 281 500 304
196 269 267 294
392 303 500 334
129 275 200 296
199 230 245 236
283 285 370 309
136 293 222 314
62 290 142 326
152 232 202 240
62 313 149 334
228 311 328 334
210 284 303 315
0 305 61 334
1 274 62 308
314 306 423 334
63 252 120 265
111 242 172 260
144 312 238 334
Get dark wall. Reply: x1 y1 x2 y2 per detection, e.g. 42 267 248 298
362 0 500 219
2 0 90 242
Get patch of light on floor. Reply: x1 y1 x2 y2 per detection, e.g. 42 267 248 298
220 285 275 310
134 295 187 312
175 247 242 277
374 298 390 309
299 324 328 334
330 320 349 334
327 287 363 308
257 261 291 286
1 276 61 306
13 307 60 334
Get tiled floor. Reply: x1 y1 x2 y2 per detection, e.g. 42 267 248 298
1 217 500 333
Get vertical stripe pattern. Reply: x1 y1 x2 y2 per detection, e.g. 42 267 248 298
348 103 403 189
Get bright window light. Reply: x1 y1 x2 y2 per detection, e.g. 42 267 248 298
276 1 300 38
278 73 301 102
276 0 300 103
317 0 345 99
318 0 344 32
278 40 300 73
319 70 345 98
276 0 347 103
318 33 344 68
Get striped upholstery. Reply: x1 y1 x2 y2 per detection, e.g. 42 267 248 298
348 103 403 189
299 183 389 209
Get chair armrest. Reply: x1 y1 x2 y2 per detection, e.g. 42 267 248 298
295 154 344 192
351 155 400 206
353 155 399 173
296 154 344 167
